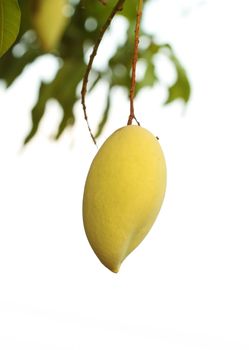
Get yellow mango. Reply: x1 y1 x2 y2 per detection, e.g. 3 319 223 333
83 125 166 272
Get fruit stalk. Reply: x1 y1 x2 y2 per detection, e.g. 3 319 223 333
81 0 126 144
127 0 144 126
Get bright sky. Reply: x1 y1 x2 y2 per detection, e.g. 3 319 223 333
1 0 249 349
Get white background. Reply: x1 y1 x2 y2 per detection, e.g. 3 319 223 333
1 0 249 349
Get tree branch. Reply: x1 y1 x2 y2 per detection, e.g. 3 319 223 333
81 0 126 145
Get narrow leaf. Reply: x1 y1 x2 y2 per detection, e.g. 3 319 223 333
24 60 83 144
24 81 53 144
142 61 156 87
54 107 75 139
165 45 191 104
95 86 111 138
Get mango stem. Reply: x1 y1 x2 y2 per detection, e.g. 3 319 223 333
127 0 143 126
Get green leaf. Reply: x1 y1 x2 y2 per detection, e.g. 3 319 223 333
95 86 111 138
24 59 84 144
24 81 52 145
0 0 21 57
0 49 41 87
165 45 191 104
143 62 156 87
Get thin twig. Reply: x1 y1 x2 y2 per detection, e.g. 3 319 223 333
81 0 126 145
127 0 143 126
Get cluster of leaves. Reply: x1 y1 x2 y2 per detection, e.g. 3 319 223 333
0 0 191 144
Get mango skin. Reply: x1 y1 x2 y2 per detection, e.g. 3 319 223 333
83 125 166 273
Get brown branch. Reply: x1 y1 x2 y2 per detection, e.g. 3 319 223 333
127 0 143 126
81 0 126 145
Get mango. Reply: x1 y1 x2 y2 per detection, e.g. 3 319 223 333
83 125 166 272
